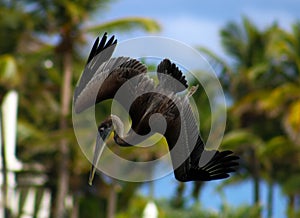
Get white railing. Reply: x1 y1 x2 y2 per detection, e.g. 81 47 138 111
0 91 51 218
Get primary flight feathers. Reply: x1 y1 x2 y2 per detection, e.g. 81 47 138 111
74 33 239 184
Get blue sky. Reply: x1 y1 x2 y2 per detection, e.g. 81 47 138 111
94 0 300 217
99 0 300 58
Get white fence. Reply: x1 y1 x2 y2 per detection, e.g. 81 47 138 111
0 91 51 218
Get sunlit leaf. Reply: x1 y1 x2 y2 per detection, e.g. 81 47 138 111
247 63 268 81
221 129 264 150
0 54 19 87
85 17 161 34
259 83 300 116
282 175 300 195
287 100 300 133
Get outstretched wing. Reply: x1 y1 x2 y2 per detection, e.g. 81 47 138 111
74 33 117 101
74 33 148 113
127 59 188 134
157 59 188 93
164 96 239 182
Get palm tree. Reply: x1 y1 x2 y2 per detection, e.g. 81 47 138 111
3 0 160 217
200 17 277 206
259 22 300 217
201 18 300 217
0 2 34 216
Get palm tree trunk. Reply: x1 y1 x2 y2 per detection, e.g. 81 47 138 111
54 50 72 218
253 178 260 204
107 181 118 218
172 182 185 208
192 181 203 202
267 180 274 218
250 148 261 218
252 149 260 205
287 194 295 218
71 195 79 218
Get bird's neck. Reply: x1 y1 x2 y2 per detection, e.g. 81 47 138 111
111 115 124 137
113 133 132 147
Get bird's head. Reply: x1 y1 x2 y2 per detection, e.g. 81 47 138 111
88 114 125 185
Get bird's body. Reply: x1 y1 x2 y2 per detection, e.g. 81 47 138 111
74 33 239 185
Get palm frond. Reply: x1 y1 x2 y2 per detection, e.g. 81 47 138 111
85 17 161 34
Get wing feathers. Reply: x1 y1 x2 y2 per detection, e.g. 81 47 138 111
76 36 240 182
74 57 146 113
157 59 188 92
75 33 117 103
165 93 239 182
87 32 117 64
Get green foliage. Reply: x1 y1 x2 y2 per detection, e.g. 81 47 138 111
0 55 19 90
221 130 264 150
116 195 148 218
2 0 300 216
202 16 300 217
0 0 161 217
146 199 261 218
219 203 262 218
86 17 161 34
149 200 219 218
79 195 107 218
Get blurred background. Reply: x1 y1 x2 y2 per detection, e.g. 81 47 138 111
1 0 300 217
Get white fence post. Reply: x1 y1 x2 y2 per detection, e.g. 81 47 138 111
0 91 52 218
2 90 22 173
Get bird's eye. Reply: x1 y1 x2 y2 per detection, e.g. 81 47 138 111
99 127 104 133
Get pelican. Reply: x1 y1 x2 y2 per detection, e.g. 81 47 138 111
73 33 239 185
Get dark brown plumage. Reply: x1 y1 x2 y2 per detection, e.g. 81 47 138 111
73 33 239 185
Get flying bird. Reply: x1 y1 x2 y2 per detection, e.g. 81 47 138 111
73 33 239 185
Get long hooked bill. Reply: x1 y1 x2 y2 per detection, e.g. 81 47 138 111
89 127 112 186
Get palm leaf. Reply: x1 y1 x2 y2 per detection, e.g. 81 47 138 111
282 175 300 195
221 129 264 151
85 17 161 34
259 83 300 116
199 47 232 77
0 54 19 88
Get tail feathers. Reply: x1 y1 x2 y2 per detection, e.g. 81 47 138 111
196 150 239 181
157 59 188 92
175 150 239 182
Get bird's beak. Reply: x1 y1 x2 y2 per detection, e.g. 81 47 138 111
89 126 113 186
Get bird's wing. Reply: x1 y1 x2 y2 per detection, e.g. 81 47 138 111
74 32 148 113
164 96 239 182
74 33 117 101
74 56 130 112
126 59 188 129
74 56 147 113
157 59 188 93
124 74 157 133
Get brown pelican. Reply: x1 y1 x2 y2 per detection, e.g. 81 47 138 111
73 33 239 185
